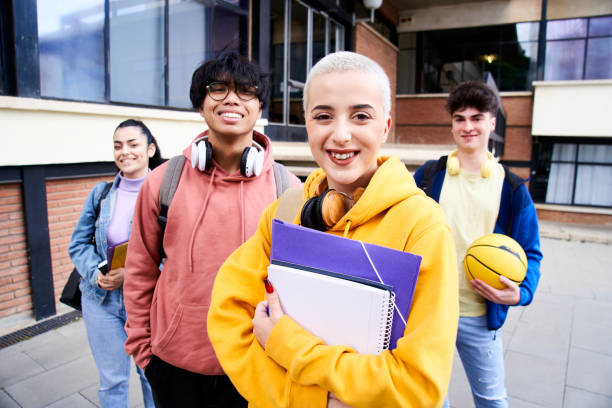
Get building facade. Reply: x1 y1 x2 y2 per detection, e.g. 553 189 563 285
0 0 611 324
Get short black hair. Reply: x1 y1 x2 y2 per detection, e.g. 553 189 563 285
446 81 499 116
115 119 165 169
189 52 270 110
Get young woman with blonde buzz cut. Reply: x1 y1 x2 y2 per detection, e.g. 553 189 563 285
208 52 459 408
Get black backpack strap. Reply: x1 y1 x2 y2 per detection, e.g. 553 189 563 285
91 182 112 246
272 161 292 198
95 182 113 218
158 155 186 258
421 155 447 197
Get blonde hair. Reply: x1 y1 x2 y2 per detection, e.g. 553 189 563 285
303 51 391 117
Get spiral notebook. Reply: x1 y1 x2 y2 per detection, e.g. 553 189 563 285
268 260 395 355
270 219 421 350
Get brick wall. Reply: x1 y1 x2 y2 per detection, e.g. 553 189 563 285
395 97 451 145
395 94 534 165
47 176 113 301
0 184 30 319
355 22 398 142
502 96 533 162
537 208 612 226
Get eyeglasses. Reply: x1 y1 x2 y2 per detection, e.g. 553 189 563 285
205 82 258 101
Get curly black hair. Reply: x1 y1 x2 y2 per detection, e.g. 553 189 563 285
446 81 499 116
189 52 270 111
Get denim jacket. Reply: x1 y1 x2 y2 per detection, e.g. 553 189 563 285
68 173 130 303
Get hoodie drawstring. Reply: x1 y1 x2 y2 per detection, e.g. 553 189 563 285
343 220 351 238
188 167 216 272
240 181 245 242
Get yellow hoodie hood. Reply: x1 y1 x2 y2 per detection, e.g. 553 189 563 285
303 156 425 234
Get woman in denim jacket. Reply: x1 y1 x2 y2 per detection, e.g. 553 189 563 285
69 119 163 408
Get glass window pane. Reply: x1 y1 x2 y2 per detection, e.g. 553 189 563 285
37 0 105 102
312 11 326 68
168 2 211 108
212 6 248 56
397 49 416 94
269 0 285 124
575 165 612 206
515 22 539 42
588 15 612 37
329 21 337 53
547 18 587 40
551 143 576 161
288 0 307 125
585 37 612 80
545 163 575 204
330 20 344 52
462 44 500 84
544 40 585 80
221 0 249 9
578 144 612 164
499 41 537 91
109 1 164 106
289 1 307 84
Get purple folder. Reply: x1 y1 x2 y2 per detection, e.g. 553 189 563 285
270 219 422 350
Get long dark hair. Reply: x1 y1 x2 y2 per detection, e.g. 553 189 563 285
115 119 165 169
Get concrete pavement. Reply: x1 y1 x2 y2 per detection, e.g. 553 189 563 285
1 223 611 407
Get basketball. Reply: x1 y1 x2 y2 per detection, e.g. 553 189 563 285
464 233 527 289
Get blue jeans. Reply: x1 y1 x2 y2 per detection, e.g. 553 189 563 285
444 316 508 408
82 289 155 408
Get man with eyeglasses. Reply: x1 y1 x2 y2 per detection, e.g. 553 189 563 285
124 52 301 407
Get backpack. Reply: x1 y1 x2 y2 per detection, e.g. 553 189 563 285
419 155 525 235
157 155 293 257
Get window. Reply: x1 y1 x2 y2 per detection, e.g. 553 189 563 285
110 1 165 106
38 1 106 102
531 140 612 208
402 15 612 94
544 15 612 81
268 0 348 141
37 0 248 109
404 22 539 93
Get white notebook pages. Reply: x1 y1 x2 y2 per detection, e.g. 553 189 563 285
267 261 395 355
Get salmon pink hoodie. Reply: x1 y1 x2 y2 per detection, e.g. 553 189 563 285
124 130 301 374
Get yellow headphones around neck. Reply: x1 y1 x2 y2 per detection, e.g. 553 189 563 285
447 150 495 178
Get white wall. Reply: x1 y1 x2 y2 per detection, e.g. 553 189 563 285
532 80 612 137
398 0 541 32
0 96 265 166
397 0 612 33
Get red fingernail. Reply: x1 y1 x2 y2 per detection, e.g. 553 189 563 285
264 278 274 294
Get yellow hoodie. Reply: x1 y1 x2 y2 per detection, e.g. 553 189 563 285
208 156 459 408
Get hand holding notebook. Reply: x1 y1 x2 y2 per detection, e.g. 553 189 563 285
268 261 395 354
269 220 422 352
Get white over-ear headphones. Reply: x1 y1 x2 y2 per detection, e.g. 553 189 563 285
191 136 265 177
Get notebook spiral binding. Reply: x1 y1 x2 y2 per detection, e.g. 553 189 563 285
378 291 396 353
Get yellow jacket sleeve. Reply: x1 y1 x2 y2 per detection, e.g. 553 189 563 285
207 201 328 408
264 218 459 408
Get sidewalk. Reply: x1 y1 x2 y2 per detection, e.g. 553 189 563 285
1 222 611 407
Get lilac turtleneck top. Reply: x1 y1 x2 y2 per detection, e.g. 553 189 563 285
107 173 146 248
